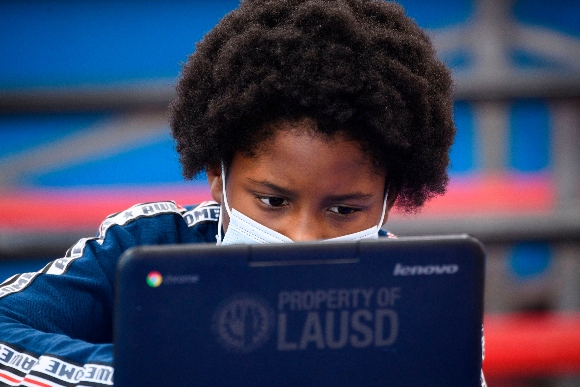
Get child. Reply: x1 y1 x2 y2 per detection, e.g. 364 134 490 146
0 1 458 386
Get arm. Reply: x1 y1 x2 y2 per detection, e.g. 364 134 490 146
0 201 208 387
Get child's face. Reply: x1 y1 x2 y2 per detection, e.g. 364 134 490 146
207 121 396 241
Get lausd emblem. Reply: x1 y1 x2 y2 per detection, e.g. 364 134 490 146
213 294 274 353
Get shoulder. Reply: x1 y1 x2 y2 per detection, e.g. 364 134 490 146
97 200 219 234
181 201 221 244
0 201 221 300
181 201 221 228
97 200 220 244
65 200 220 265
379 229 398 239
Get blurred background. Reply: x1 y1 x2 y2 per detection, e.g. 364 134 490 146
0 0 579 385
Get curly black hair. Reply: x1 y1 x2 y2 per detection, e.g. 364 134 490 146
170 0 455 212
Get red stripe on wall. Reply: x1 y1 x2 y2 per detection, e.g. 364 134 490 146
392 173 555 218
0 185 212 231
483 312 580 377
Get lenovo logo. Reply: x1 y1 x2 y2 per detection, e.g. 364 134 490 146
393 263 459 276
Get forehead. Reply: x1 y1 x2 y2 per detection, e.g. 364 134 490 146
230 121 386 192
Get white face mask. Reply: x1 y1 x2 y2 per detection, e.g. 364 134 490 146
216 165 388 245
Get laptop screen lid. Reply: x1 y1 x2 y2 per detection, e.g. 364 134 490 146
114 235 485 386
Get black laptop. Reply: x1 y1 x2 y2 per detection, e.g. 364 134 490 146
114 235 485 386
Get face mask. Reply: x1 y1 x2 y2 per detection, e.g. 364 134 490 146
216 164 388 245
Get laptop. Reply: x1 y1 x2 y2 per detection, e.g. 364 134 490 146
114 235 485 387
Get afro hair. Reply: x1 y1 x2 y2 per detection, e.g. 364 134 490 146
170 0 456 212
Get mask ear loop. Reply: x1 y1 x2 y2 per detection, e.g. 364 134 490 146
216 163 229 245
377 185 389 231
216 213 223 246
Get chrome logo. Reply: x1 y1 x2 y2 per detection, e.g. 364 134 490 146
146 271 163 288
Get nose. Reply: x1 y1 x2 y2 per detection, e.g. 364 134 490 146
284 212 325 241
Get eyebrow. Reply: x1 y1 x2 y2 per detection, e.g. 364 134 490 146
247 178 296 197
325 193 374 202
246 178 374 202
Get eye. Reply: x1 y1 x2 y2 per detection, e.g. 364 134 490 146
258 196 288 207
328 206 359 215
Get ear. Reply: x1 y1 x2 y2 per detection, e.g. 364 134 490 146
206 165 223 204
